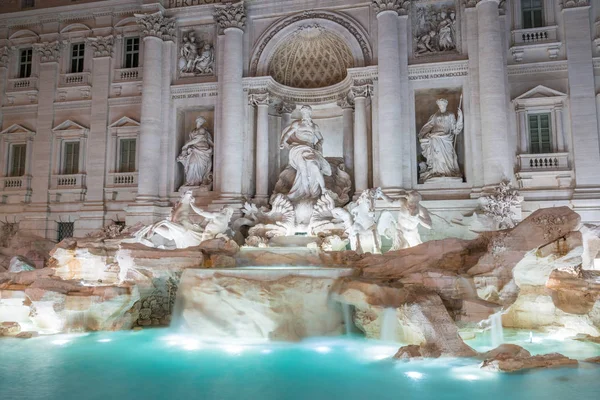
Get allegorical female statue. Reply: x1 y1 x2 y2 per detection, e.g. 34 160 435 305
277 105 332 201
177 116 213 188
418 96 463 182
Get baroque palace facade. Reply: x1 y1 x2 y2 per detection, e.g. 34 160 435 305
0 0 599 241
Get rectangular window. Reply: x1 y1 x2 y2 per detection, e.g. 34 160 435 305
19 48 32 78
9 144 26 177
522 0 543 29
70 43 85 73
21 0 35 8
62 142 80 175
528 113 552 154
57 222 74 242
119 138 136 173
124 37 140 69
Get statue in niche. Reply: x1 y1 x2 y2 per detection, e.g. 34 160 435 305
178 31 214 75
275 105 331 202
177 116 213 189
375 188 432 250
418 96 463 182
414 4 457 55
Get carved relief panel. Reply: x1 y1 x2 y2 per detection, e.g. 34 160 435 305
178 25 216 78
412 0 461 59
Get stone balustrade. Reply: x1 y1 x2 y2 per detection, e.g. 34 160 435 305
52 174 85 188
1 176 28 190
114 68 142 82
59 72 91 87
109 172 138 186
512 26 558 45
517 152 569 171
7 77 38 92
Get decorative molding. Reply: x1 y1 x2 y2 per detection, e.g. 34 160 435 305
1 104 38 114
371 0 410 16
214 1 246 31
275 101 296 114
408 60 469 81
107 96 142 106
337 95 354 109
0 124 35 139
52 119 89 139
248 91 270 106
250 10 372 76
560 0 590 9
134 12 176 41
462 0 501 8
350 81 373 99
507 60 568 76
34 42 61 63
0 46 9 69
85 35 114 58
53 100 92 110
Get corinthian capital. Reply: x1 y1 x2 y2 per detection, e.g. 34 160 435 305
134 12 176 41
560 0 590 9
0 46 9 68
34 42 61 63
463 0 501 8
351 80 373 99
214 1 247 30
275 101 295 114
85 35 114 58
371 0 410 16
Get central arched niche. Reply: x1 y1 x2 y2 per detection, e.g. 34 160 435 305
268 25 354 89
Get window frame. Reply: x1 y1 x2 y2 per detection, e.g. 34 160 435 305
123 37 140 69
118 138 137 173
21 0 35 9
522 0 544 30
61 141 81 175
9 143 27 177
527 112 552 154
18 48 33 78
70 42 85 73
0 124 35 180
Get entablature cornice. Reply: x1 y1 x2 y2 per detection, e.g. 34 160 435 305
507 60 568 76
107 96 142 106
53 99 92 110
408 60 469 81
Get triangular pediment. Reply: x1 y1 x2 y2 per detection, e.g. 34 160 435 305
52 119 88 132
515 85 567 100
109 116 140 128
0 124 35 136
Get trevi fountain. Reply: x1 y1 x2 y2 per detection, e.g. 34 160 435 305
1 1 600 399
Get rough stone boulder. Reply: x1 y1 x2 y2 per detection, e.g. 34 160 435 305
479 344 531 359
480 350 578 372
8 256 36 273
0 231 55 270
0 321 21 336
0 269 139 334
332 279 476 357
177 267 353 340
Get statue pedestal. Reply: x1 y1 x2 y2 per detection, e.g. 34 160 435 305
421 176 463 185
178 185 212 195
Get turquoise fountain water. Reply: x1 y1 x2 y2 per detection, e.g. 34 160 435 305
0 328 599 400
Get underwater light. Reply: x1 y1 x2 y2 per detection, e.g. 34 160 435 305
314 346 332 354
405 371 424 380
51 339 70 346
222 344 246 355
461 374 479 381
97 338 111 343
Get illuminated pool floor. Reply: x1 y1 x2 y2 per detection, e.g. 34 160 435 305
0 329 599 400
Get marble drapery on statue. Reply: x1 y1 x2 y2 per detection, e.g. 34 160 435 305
275 105 332 201
418 97 463 182
177 117 213 188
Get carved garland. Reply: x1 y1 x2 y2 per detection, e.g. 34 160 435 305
250 11 372 76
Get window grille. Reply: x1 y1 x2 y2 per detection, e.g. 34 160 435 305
57 222 74 242
21 0 35 9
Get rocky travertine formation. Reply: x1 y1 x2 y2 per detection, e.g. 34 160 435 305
332 279 476 357
0 267 139 334
480 348 578 372
177 268 353 340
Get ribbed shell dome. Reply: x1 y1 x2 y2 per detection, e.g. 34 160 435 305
268 25 354 89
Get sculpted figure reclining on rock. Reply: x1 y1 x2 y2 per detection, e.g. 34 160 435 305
376 188 432 250
130 191 233 249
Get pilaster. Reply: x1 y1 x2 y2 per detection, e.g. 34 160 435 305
276 101 295 174
338 96 354 187
350 82 372 194
560 2 600 189
249 91 270 204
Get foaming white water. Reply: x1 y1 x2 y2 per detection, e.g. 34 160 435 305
490 312 504 347
380 308 397 342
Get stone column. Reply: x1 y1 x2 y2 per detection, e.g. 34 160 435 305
249 92 270 204
553 105 565 152
338 95 354 185
134 12 175 204
79 36 115 234
214 1 246 200
276 101 295 171
561 1 600 187
372 0 407 189
470 0 511 186
351 82 372 194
